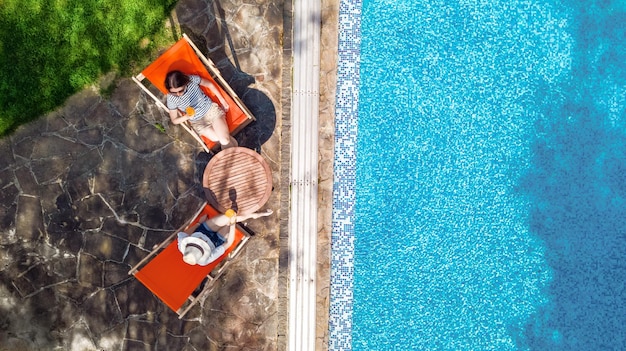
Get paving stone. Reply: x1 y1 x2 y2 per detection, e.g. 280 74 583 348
84 232 129 263
67 176 92 201
142 229 173 250
95 322 126 350
104 260 132 288
10 273 37 297
84 100 117 129
0 170 19 208
251 258 278 293
120 155 164 189
67 147 102 179
245 233 277 259
156 332 190 351
109 79 142 118
158 311 202 336
121 118 174 154
122 339 154 351
237 289 275 323
169 192 205 224
65 322 99 351
126 319 158 345
11 142 36 168
76 126 104 148
120 210 140 224
14 166 40 196
38 183 66 216
55 281 97 305
116 148 151 182
186 327 211 350
92 171 123 195
123 244 150 269
135 202 169 229
82 288 124 335
45 111 72 133
78 252 104 287
0 138 15 171
0 208 17 243
31 134 86 160
22 262 58 290
46 213 83 254
175 0 210 23
74 195 107 230
30 155 74 185
59 88 102 121
49 256 78 282
101 217 144 244
115 279 161 317
15 195 44 242
97 140 122 172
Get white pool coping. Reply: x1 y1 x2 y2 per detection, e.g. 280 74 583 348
289 0 321 350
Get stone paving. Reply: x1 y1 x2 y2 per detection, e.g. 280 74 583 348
0 0 301 349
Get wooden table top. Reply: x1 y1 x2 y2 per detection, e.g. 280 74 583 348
202 147 273 215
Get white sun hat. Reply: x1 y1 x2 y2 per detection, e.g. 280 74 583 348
177 232 214 266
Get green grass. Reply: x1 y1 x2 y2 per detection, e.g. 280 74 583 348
0 0 177 136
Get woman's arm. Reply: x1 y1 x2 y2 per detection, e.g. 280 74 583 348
235 209 273 222
225 218 237 247
183 222 201 234
169 109 191 125
200 78 229 111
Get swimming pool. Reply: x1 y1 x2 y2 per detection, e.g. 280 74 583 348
330 0 626 350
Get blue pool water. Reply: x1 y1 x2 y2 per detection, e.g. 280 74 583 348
331 0 626 350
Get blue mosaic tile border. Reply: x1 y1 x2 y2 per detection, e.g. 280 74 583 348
328 0 361 350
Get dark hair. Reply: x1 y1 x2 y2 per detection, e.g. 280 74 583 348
164 70 190 91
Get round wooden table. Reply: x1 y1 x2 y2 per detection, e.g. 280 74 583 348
202 147 273 215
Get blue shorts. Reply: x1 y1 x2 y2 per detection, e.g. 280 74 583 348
196 223 226 247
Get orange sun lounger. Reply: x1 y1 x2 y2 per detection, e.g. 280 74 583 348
133 33 255 152
128 202 252 318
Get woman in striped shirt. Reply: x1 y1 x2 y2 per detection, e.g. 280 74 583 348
165 70 238 149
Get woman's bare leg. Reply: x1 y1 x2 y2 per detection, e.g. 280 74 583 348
200 127 219 143
205 214 230 231
211 116 237 148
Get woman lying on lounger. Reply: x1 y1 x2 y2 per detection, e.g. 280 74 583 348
165 70 238 150
177 208 273 266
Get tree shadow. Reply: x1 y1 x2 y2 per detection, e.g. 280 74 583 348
179 0 277 154
516 4 626 350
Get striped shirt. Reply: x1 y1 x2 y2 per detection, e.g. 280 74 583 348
166 75 216 121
